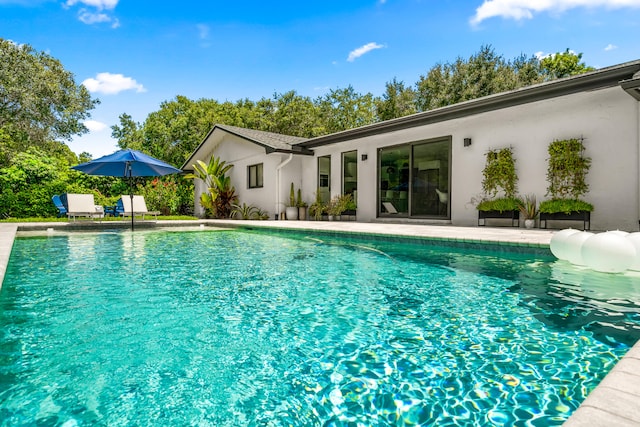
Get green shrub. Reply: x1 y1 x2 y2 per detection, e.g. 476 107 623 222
476 197 520 212
539 199 593 214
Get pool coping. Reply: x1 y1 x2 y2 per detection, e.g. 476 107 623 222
0 219 638 426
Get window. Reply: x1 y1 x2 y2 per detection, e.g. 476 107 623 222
248 163 263 188
342 150 357 197
318 156 331 203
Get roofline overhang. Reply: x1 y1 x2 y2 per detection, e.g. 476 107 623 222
180 124 312 170
620 74 640 101
267 147 314 155
297 60 640 149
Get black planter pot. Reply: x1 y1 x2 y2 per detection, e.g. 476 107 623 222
539 211 591 230
478 209 520 227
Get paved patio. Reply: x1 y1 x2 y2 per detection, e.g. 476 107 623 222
0 219 638 426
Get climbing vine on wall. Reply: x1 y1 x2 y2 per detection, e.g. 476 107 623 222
481 147 518 199
545 138 591 199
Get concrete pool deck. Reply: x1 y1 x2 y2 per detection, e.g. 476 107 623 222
0 219 639 426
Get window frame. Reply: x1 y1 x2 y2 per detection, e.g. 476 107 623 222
247 163 264 189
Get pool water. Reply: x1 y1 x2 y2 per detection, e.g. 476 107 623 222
1 229 639 426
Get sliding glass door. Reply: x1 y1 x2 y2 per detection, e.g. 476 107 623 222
378 138 450 218
379 146 410 215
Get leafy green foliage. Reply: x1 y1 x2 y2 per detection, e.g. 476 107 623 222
540 49 595 79
184 156 237 218
317 86 377 134
546 138 591 199
481 147 518 199
139 176 193 216
415 45 543 112
517 194 538 219
326 193 354 216
539 199 593 214
375 78 417 121
308 189 326 220
0 38 98 166
230 203 268 220
476 197 520 212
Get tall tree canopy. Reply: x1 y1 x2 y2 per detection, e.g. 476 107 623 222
413 46 595 113
540 49 595 79
0 38 98 166
376 78 417 121
415 45 544 111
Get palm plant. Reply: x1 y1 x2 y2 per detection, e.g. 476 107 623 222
231 202 260 220
517 194 538 219
185 155 237 218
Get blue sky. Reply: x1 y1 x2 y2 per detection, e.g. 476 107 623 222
2 0 640 159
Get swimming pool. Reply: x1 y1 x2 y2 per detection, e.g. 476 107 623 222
0 228 638 426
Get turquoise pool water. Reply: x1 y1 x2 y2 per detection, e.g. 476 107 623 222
1 228 639 426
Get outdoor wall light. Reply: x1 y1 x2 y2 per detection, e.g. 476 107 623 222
361 154 368 161
463 138 472 147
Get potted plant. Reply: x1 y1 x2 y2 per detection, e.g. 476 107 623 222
476 147 520 226
539 138 593 229
326 194 351 221
342 193 357 220
296 188 308 220
308 189 325 220
517 194 538 229
285 182 298 220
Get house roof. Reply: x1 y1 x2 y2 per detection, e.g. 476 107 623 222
296 59 640 149
181 124 311 171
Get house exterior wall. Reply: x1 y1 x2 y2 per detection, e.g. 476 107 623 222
300 86 639 231
194 135 305 219
190 84 639 231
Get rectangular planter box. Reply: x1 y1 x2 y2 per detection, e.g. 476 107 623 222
478 210 520 227
539 211 591 230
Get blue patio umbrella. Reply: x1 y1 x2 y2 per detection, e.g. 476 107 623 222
71 149 181 230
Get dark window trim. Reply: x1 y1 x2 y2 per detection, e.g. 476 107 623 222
377 135 451 219
247 163 263 189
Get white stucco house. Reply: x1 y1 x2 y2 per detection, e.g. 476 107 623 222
182 59 640 231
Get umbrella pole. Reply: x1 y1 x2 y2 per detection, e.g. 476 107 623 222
130 192 134 231
128 163 134 232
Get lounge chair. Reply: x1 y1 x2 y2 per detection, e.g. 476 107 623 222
116 195 159 220
382 202 398 214
52 195 67 217
62 193 104 221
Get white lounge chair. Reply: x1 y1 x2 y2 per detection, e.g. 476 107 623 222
117 195 159 220
64 193 104 221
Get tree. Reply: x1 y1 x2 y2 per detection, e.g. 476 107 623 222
416 45 527 111
112 113 145 151
540 49 595 80
414 45 590 112
375 78 417 121
267 91 325 137
317 86 378 134
0 38 98 164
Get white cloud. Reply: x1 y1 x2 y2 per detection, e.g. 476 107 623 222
66 0 118 10
78 10 120 28
84 119 108 132
347 42 385 62
82 72 146 95
470 0 640 25
604 43 618 51
65 0 119 27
